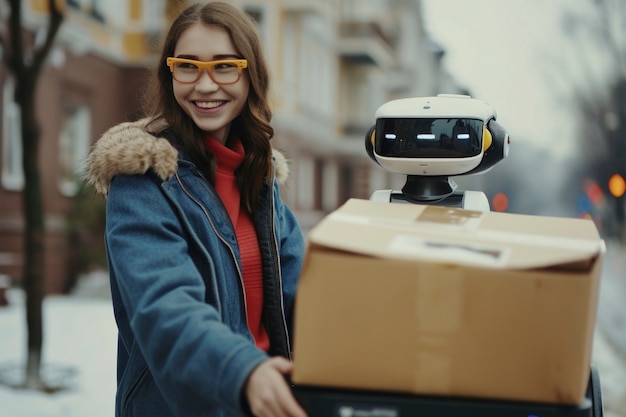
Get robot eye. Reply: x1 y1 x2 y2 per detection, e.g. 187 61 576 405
417 134 436 140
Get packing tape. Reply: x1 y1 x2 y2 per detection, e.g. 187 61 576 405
413 266 465 391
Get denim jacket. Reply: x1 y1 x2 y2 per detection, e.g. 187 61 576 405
86 119 305 417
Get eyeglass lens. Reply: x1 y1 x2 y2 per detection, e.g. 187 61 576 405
173 61 241 84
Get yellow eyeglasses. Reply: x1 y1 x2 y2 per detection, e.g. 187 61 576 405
166 57 248 85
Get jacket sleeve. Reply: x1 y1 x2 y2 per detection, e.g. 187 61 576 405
105 173 268 417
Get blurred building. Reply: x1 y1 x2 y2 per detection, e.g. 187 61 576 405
0 0 462 293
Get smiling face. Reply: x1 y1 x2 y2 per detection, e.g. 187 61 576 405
172 23 250 144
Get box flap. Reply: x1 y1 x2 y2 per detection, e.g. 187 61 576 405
308 199 604 270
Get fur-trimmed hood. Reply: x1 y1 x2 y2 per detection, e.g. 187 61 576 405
85 118 290 197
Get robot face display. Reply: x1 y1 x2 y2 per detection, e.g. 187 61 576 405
366 95 509 177
375 117 485 159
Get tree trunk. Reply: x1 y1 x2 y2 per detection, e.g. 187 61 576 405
4 0 64 390
19 75 45 390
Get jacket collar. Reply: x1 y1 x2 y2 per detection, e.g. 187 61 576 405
85 117 290 197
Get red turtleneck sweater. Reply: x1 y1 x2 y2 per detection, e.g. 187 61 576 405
203 135 269 352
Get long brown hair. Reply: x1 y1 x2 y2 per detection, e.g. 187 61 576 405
143 1 274 213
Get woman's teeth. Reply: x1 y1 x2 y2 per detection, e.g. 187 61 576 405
196 101 223 109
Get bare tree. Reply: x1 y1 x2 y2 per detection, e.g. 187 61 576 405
552 0 626 239
0 0 63 390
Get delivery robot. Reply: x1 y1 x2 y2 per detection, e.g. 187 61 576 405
292 94 604 417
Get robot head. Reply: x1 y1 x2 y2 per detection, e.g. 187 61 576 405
365 94 510 177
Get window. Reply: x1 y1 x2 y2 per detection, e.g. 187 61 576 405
2 78 23 191
58 105 91 196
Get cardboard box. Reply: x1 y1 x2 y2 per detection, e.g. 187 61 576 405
292 198 604 405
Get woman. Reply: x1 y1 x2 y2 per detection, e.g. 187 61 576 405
86 3 307 417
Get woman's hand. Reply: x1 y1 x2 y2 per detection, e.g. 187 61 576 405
245 357 308 417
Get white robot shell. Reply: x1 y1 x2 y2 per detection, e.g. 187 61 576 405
368 94 509 178
374 94 498 121
373 154 484 177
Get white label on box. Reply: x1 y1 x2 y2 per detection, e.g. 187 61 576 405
388 235 510 267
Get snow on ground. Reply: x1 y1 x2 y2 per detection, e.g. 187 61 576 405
0 287 117 417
